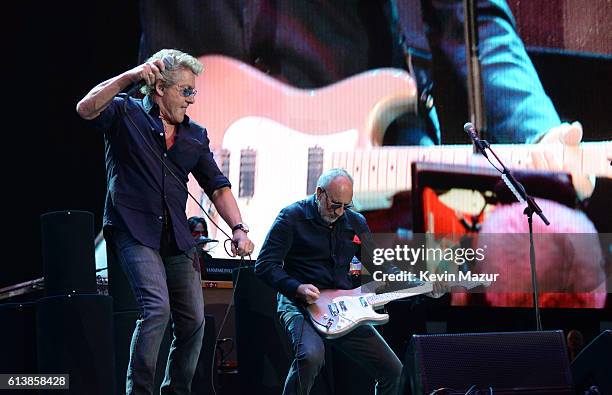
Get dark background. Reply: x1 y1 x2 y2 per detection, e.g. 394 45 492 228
4 1 140 288
3 1 610 289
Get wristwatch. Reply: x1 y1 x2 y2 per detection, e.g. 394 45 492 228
232 223 250 234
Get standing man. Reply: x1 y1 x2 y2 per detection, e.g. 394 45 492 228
76 49 254 394
255 168 442 395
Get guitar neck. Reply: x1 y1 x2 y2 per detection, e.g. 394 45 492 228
366 283 433 307
328 141 612 195
324 141 611 210
366 280 488 308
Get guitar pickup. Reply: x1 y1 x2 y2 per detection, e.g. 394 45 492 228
339 301 347 311
359 297 368 307
328 303 339 316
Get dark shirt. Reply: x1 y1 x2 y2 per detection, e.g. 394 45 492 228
90 94 230 252
255 195 370 299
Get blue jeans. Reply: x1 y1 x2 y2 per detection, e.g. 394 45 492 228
278 295 402 395
107 228 205 395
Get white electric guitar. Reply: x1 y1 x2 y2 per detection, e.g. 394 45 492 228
186 55 612 258
307 280 489 339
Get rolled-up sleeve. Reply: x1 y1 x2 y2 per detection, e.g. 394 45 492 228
191 128 231 198
426 0 561 143
89 96 122 133
255 208 302 299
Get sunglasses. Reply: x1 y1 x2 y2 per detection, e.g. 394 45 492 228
176 85 197 97
321 189 353 211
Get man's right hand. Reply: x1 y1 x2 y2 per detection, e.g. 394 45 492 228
128 58 166 87
296 284 320 304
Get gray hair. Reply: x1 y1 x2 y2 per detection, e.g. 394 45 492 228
141 49 204 96
316 168 353 189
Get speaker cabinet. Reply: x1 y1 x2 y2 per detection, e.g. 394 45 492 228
403 330 573 395
233 266 289 395
0 302 38 395
571 330 612 395
36 294 116 395
40 211 96 296
192 314 218 394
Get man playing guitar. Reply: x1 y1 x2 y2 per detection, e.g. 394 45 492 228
255 168 446 395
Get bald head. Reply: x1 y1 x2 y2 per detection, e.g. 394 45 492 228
325 175 353 197
316 168 353 190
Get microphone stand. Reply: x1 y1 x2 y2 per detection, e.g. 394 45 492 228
476 138 549 331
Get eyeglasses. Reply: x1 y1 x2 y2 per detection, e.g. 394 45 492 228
176 85 197 97
321 189 353 211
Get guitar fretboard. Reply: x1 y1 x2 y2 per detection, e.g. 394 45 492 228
366 283 433 307
329 142 611 196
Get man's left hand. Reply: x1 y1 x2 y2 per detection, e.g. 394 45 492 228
232 231 254 257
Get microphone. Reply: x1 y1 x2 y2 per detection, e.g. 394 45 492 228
463 122 488 158
126 55 176 97
196 236 218 247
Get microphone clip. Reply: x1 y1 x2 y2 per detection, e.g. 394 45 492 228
464 122 489 158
